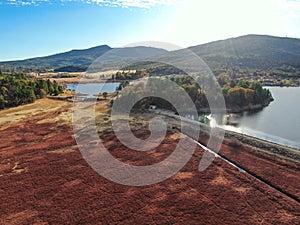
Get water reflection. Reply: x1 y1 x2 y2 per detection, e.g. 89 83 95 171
183 87 300 149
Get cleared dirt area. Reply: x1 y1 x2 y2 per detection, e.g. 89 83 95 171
0 99 299 224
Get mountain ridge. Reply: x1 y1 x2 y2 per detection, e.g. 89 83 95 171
136 34 300 77
187 34 300 70
0 45 168 69
1 34 300 75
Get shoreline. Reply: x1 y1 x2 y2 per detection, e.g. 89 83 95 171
224 129 300 164
153 110 300 165
1 96 299 164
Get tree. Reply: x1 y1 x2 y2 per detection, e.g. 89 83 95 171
103 92 108 99
0 95 5 109
53 80 60 96
110 99 114 107
227 87 247 107
47 79 54 95
217 72 230 86
28 88 36 103
238 79 250 88
230 80 236 88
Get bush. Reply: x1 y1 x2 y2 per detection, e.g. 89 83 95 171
228 138 243 148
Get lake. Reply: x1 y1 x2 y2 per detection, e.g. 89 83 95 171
221 87 300 149
66 82 120 97
68 83 299 149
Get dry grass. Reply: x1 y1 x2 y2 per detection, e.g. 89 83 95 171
0 97 299 224
0 99 72 130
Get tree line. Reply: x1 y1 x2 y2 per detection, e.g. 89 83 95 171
112 70 147 80
0 73 63 109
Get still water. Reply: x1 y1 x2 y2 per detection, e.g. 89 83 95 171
66 83 120 96
67 83 299 149
222 87 300 149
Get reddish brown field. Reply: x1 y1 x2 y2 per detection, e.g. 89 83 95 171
0 99 299 224
220 139 300 201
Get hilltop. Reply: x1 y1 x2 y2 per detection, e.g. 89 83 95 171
129 35 300 83
0 45 168 71
1 35 300 84
1 35 300 71
188 34 300 71
148 34 300 71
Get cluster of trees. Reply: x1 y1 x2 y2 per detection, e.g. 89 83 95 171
114 75 273 113
112 70 147 80
45 73 78 78
113 78 180 112
0 66 49 74
221 78 273 109
145 64 186 76
0 73 63 109
116 81 130 91
173 76 273 111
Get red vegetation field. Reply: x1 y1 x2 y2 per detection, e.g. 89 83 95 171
0 99 299 224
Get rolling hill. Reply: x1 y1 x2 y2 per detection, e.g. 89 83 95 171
1 34 300 76
188 34 300 71
129 35 300 77
0 45 168 71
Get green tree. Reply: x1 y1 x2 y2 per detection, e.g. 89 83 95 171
47 79 54 95
103 92 108 99
227 87 247 107
0 95 5 109
0 73 64 110
53 80 60 96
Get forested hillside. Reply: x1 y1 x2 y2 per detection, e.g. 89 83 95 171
128 35 300 85
188 34 300 70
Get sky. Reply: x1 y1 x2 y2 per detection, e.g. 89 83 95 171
0 0 300 61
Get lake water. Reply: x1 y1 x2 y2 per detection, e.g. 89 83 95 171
66 83 120 97
68 83 299 149
221 87 300 149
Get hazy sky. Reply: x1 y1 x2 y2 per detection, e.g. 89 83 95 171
0 0 299 61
